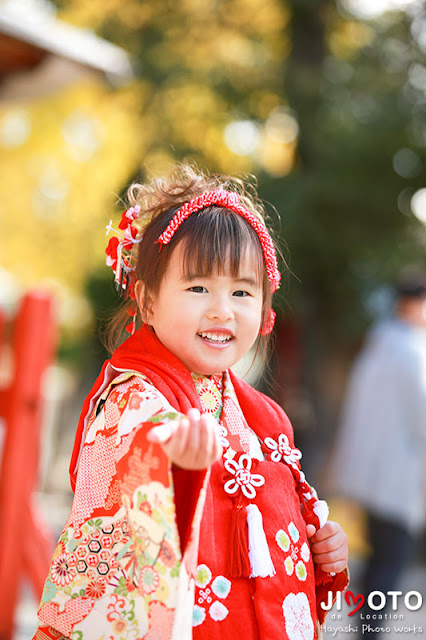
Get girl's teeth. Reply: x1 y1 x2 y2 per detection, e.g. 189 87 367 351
199 332 231 342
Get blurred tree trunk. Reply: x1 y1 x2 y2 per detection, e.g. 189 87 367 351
281 0 336 472
285 0 330 167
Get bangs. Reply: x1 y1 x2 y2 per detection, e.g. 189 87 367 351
177 206 265 286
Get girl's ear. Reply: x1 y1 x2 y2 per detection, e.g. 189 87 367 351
135 280 154 325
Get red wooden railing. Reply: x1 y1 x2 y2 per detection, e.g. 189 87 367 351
0 292 57 640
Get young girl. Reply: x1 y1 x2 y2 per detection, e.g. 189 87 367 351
34 164 348 640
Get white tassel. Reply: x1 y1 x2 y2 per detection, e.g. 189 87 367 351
313 499 329 528
246 504 276 578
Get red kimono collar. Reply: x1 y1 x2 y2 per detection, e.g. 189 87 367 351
69 324 290 491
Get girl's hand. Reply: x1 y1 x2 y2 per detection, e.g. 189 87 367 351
306 521 348 574
146 408 223 470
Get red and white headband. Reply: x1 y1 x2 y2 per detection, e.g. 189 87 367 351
157 188 280 294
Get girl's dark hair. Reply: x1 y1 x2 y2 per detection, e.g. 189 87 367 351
103 163 281 373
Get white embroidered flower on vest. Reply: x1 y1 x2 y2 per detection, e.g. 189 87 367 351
223 454 265 499
276 522 310 581
264 433 302 467
282 592 314 640
193 564 232 627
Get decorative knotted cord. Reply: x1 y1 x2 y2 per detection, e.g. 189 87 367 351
263 434 329 529
222 432 329 580
223 452 274 579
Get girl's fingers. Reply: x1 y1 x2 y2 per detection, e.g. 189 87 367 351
311 521 340 542
172 417 191 458
310 533 340 554
149 416 190 452
306 524 316 539
211 419 223 461
317 561 347 574
187 407 201 423
186 413 201 461
198 414 212 464
202 414 223 463
312 545 347 566
147 423 174 443
310 531 347 555
309 521 348 573
149 409 222 469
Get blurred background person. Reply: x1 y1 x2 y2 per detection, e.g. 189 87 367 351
329 269 426 635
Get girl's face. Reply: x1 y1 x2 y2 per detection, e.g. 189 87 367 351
136 242 264 375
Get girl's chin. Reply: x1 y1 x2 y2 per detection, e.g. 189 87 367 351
185 358 234 377
188 363 227 376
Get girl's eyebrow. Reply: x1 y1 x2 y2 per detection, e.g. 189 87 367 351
180 272 205 282
181 273 259 287
234 277 259 287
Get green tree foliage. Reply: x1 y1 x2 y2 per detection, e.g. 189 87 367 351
275 0 426 344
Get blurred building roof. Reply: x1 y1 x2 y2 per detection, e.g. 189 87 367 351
0 0 133 84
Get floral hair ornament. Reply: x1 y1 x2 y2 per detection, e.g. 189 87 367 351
157 188 281 334
105 205 142 334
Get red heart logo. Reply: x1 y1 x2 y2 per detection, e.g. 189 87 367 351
345 590 365 616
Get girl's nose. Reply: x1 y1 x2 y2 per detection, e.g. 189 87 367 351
207 295 233 321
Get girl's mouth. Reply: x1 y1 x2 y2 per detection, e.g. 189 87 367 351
198 331 233 344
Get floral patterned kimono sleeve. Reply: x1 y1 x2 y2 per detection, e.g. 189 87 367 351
35 373 206 640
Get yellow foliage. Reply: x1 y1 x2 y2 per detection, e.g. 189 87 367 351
58 0 137 30
0 80 144 300
328 20 375 60
249 91 281 120
219 0 290 35
258 137 296 177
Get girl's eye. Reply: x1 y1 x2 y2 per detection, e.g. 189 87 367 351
233 290 249 297
188 286 207 293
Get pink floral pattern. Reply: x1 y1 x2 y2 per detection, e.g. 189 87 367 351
139 566 160 594
50 554 75 587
